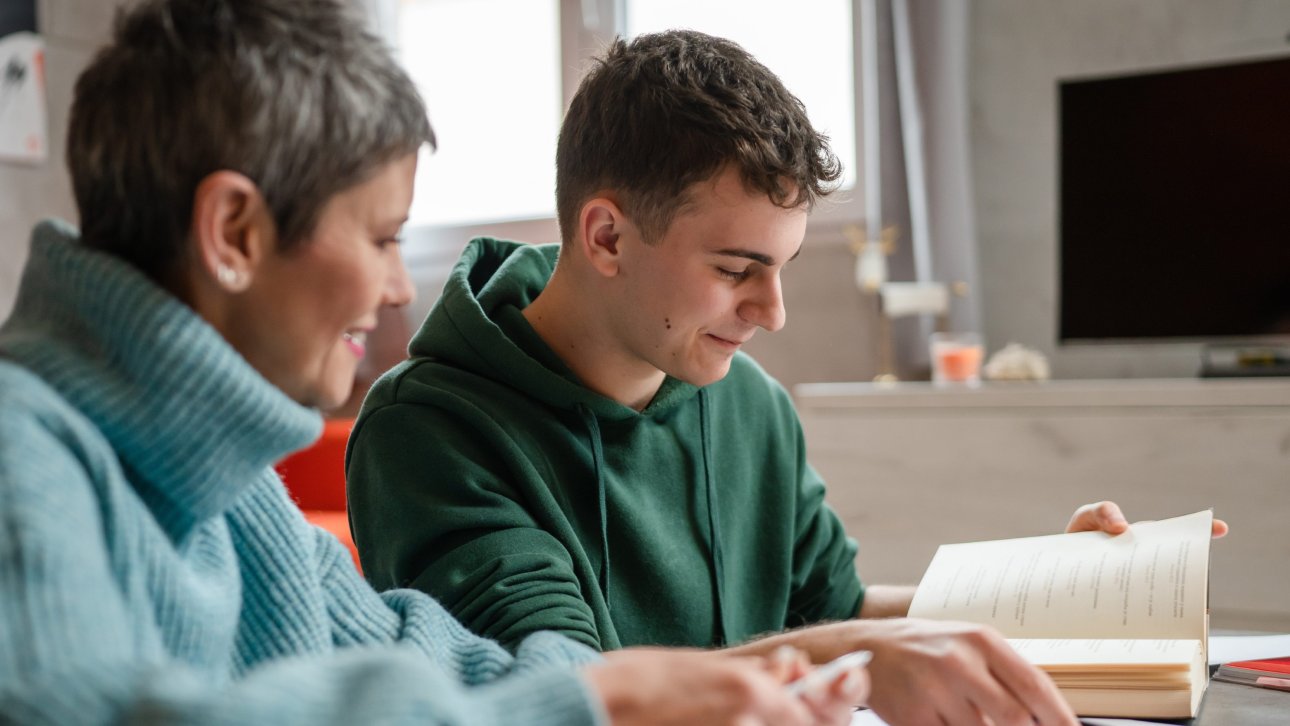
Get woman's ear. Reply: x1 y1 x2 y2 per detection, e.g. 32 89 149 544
576 195 634 279
190 171 273 292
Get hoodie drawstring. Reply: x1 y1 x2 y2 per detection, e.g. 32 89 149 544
577 396 726 643
698 389 728 646
577 404 612 610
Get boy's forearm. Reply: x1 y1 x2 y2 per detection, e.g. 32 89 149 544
720 583 916 663
856 584 916 619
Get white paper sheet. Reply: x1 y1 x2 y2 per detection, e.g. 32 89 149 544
1208 633 1290 666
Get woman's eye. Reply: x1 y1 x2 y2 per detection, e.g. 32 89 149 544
377 236 403 249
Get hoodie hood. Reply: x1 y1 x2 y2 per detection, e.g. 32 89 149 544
409 237 699 422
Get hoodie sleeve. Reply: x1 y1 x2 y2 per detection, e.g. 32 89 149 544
778 390 867 627
785 460 866 625
347 398 607 653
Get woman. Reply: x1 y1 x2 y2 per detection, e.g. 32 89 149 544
0 0 865 723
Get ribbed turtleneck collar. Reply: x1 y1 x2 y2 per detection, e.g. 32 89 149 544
0 220 322 538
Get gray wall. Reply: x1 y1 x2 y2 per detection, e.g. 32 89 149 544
971 0 1290 379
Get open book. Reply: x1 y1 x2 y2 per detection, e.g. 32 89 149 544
908 510 1213 719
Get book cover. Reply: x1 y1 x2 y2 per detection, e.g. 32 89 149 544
1213 655 1290 687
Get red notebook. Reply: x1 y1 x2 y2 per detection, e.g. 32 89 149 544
1213 656 1290 688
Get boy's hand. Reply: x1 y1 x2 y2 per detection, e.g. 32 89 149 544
854 618 1079 726
727 618 1077 725
1065 501 1228 538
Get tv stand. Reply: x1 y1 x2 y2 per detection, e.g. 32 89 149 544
1200 344 1290 378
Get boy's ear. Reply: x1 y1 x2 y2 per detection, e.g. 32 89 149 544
189 170 274 293
576 195 632 278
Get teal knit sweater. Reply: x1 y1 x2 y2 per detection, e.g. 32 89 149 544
0 220 604 725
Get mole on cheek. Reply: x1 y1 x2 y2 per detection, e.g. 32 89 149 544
665 317 671 330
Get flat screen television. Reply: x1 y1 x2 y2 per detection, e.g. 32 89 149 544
1059 55 1290 343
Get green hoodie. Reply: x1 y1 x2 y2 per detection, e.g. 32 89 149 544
347 238 864 653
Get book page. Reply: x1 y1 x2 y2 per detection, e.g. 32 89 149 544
1007 638 1200 669
908 511 1211 640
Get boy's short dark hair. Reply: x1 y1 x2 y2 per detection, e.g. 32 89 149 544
67 0 434 281
556 29 841 244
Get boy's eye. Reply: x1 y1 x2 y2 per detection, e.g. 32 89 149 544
716 267 750 282
377 236 404 249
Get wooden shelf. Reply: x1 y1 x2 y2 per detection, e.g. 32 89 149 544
796 378 1290 632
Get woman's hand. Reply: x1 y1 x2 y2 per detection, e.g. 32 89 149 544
584 646 866 726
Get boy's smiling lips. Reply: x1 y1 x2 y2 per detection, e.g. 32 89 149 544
705 332 751 349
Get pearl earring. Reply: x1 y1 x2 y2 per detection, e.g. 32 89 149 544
217 265 240 287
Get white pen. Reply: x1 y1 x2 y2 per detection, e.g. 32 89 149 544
786 649 873 696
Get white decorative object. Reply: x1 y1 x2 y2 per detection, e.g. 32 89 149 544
983 342 1050 381
880 282 948 318
854 241 889 292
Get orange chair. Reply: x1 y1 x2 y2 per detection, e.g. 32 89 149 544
276 418 361 571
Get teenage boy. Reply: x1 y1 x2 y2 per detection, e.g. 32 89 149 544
349 30 1219 725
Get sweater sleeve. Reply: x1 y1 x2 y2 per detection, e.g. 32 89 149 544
347 399 606 652
781 397 866 627
0 405 604 726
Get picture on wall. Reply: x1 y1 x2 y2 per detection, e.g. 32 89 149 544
0 0 47 165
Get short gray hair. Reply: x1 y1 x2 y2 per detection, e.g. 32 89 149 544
67 0 435 280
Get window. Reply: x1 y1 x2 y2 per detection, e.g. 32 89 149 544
390 0 862 256
397 0 562 227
